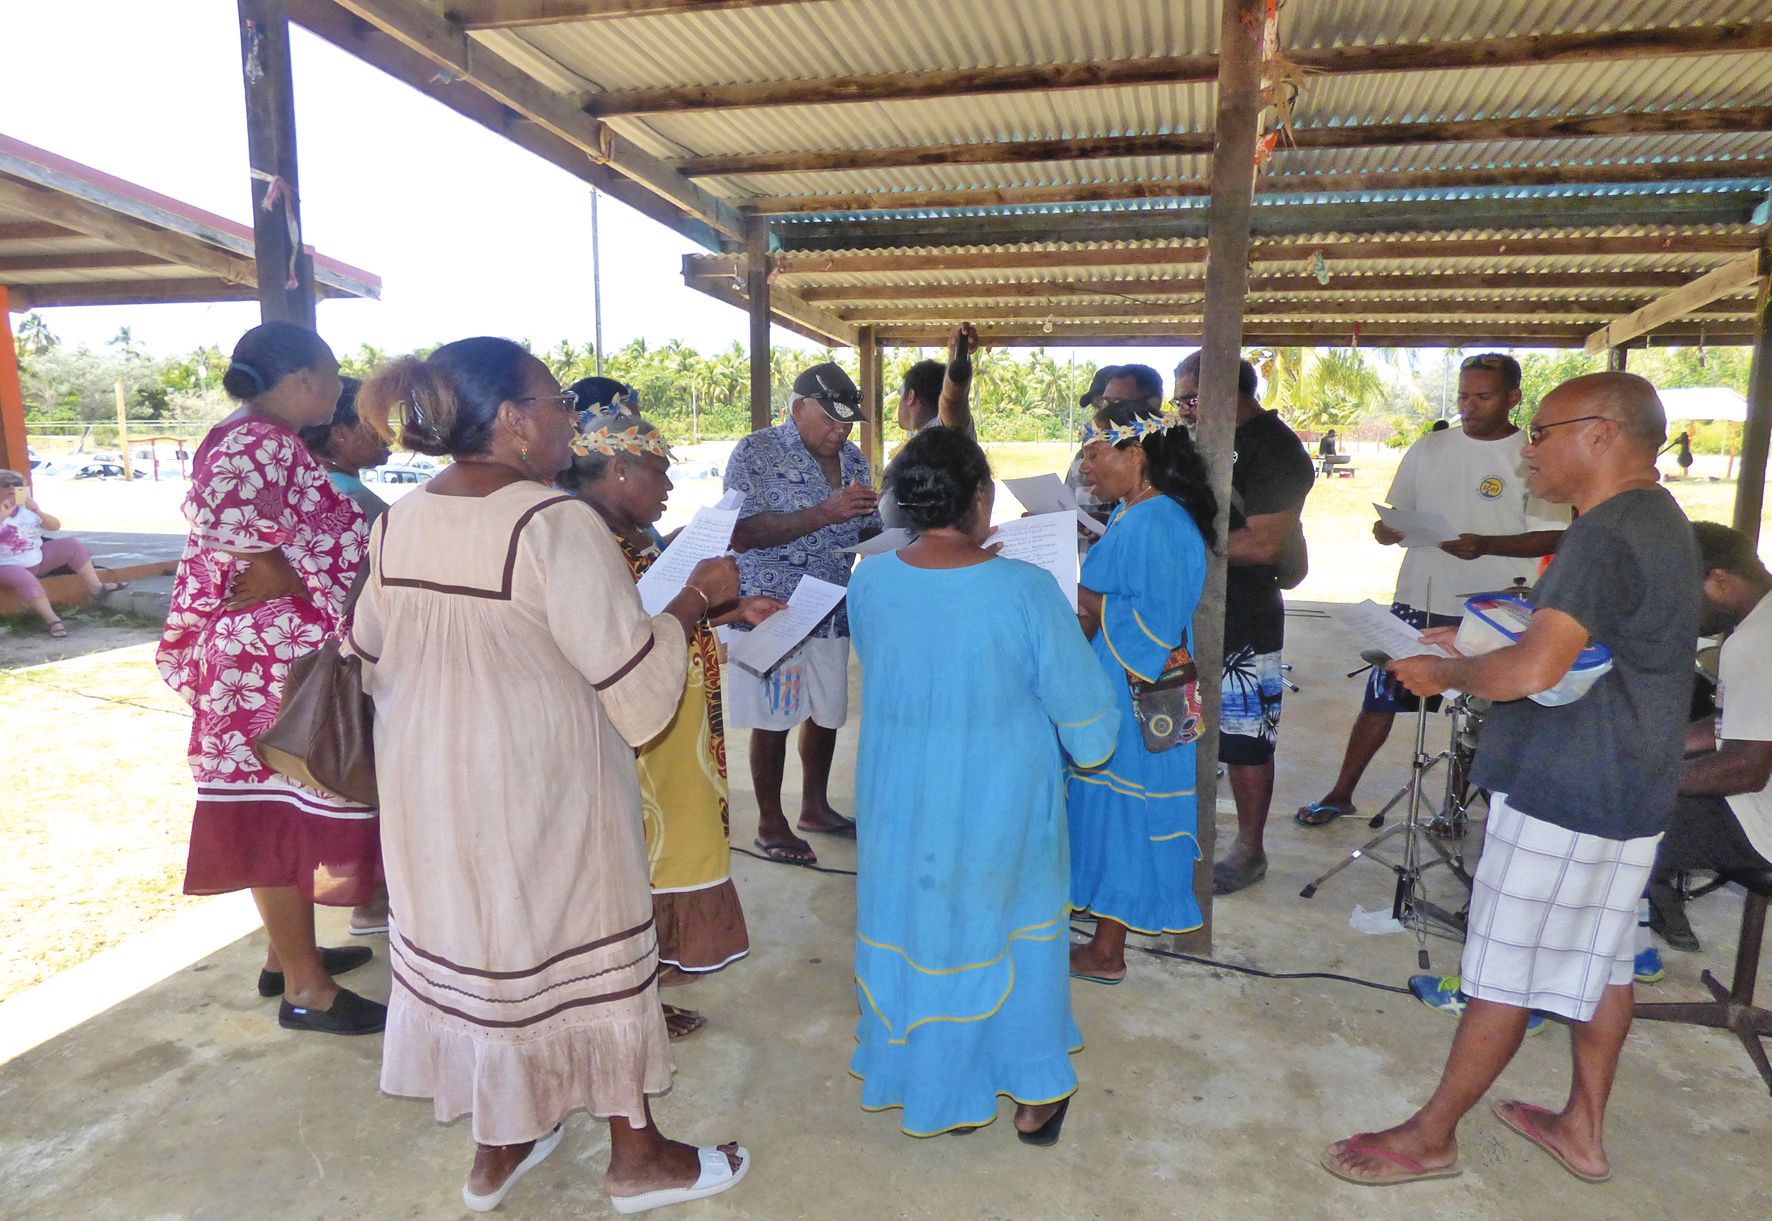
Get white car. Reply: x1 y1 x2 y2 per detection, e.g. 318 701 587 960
369 465 433 486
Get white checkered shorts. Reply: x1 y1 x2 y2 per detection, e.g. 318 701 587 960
1460 793 1661 1023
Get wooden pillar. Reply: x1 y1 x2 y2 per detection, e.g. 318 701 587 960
0 288 27 484
1735 271 1772 543
1175 0 1266 956
857 327 884 480
1606 346 1628 372
237 0 316 327
746 221 772 430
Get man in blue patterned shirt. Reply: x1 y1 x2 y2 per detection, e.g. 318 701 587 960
725 361 881 865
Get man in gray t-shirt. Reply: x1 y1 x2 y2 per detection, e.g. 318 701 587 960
1322 373 1697 1189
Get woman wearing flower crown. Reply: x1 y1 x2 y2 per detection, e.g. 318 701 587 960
1066 371 1220 983
559 392 784 1041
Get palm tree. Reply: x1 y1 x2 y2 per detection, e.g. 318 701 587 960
14 312 57 357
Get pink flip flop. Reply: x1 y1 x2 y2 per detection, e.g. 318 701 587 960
1491 1100 1612 1183
1320 1133 1462 1186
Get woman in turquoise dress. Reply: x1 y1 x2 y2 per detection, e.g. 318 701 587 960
847 427 1118 1144
1067 397 1218 984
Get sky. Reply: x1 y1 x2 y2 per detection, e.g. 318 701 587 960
4 1 1188 377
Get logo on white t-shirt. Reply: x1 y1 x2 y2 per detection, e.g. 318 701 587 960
1478 476 1504 500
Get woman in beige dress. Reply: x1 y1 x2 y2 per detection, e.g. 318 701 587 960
349 337 750 1215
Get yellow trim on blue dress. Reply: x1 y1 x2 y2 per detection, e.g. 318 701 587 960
1099 611 1159 684
1066 768 1196 800
1132 608 1176 651
855 912 1068 975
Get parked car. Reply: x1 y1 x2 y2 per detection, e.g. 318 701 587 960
71 460 134 480
369 465 433 486
667 460 721 484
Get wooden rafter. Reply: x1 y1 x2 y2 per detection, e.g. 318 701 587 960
864 320 1757 345
6 277 355 310
0 177 252 285
789 272 1717 303
447 0 829 28
0 222 80 242
832 301 1751 324
740 156 1772 216
586 22 1772 116
678 107 1772 178
686 232 1763 278
0 251 174 274
317 0 746 240
1585 252 1767 353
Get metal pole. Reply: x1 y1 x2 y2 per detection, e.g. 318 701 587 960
1175 0 1267 956
591 188 604 377
746 220 772 430
236 0 315 327
114 380 133 481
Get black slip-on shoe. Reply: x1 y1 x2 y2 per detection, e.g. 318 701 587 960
278 987 387 1035
258 945 376 998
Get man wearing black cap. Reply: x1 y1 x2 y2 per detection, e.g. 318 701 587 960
724 360 881 865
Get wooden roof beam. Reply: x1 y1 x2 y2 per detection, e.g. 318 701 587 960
0 251 175 274
685 274 857 346
0 176 252 284
448 0 831 28
0 222 81 242
587 22 1772 116
6 277 355 310
322 0 745 241
835 301 1751 324
687 232 1764 278
741 156 1772 215
678 107 1772 178
871 321 1759 346
1585 252 1767 353
791 272 1712 303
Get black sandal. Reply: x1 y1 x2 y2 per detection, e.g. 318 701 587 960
278 987 387 1035
258 944 375 997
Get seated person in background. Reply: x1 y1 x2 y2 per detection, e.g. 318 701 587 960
1315 429 1349 477
0 469 126 638
1297 352 1566 829
1647 520 1772 951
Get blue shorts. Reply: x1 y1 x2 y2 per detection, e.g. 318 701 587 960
1220 645 1283 765
1363 603 1461 715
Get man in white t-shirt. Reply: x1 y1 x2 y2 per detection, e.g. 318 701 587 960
1298 353 1568 826
1646 520 1772 951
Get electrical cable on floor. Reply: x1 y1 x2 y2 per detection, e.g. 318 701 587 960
730 843 1415 996
9 674 187 717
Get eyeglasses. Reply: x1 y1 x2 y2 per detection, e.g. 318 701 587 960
1526 415 1611 445
517 390 581 414
1175 394 1200 410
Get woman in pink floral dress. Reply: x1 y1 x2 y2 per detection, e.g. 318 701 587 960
156 322 384 1036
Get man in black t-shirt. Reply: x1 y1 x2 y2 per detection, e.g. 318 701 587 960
1174 353 1315 895
1322 373 1699 1188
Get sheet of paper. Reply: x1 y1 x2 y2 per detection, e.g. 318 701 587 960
1004 474 1106 538
1330 599 1455 663
842 528 915 556
636 505 740 615
1374 503 1458 548
987 511 1080 610
727 576 848 674
716 489 745 511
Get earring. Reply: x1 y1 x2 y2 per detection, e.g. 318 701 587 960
520 443 531 466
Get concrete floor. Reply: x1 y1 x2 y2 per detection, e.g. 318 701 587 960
3 605 1769 1218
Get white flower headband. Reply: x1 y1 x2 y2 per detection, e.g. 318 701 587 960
1079 410 1189 447
571 412 674 462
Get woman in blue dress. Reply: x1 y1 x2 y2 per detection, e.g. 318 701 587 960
847 427 1118 1144
1066 397 1218 984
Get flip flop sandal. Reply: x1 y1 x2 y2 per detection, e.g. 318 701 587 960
1491 1100 1612 1183
47 619 68 638
662 1004 708 1041
797 814 857 838
97 581 128 596
610 1145 750 1215
1296 801 1356 827
752 837 818 866
1069 970 1126 986
462 1123 566 1213
1017 1097 1072 1147
1319 1134 1462 1186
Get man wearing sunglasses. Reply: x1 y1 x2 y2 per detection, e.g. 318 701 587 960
1298 353 1567 831
1323 372 1700 1186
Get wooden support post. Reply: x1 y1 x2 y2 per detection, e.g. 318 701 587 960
746 221 772 430
0 289 28 485
857 327 884 480
1175 0 1266 956
114 381 133 480
1735 274 1772 543
1607 346 1628 372
237 0 316 327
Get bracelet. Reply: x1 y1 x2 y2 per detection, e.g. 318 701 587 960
683 583 712 612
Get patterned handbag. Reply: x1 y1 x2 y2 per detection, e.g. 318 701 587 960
1125 635 1203 754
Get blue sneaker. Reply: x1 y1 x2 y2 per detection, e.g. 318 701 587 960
1634 947 1665 984
1408 974 1547 1035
